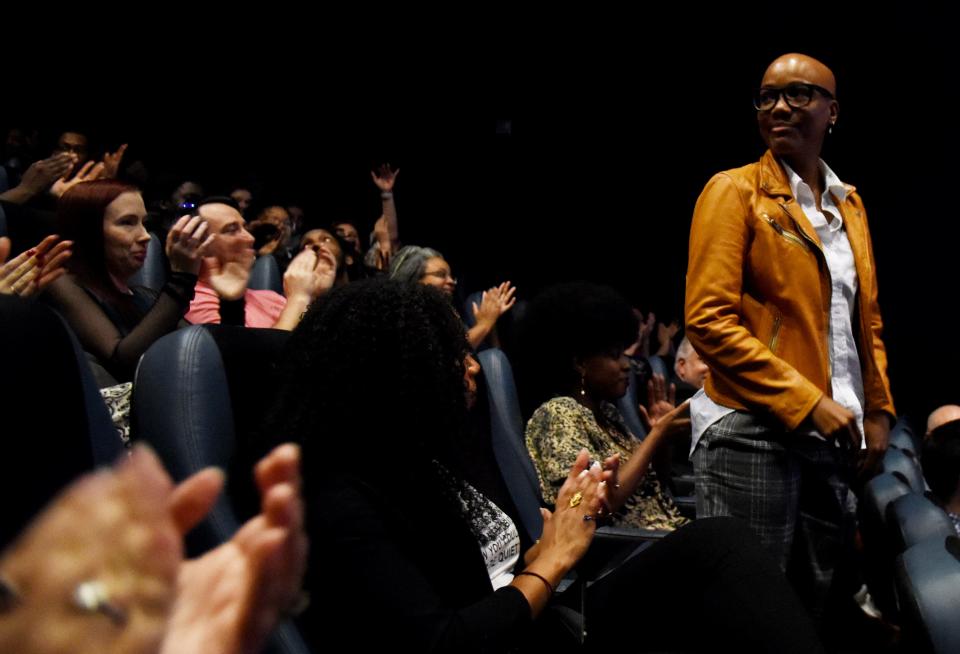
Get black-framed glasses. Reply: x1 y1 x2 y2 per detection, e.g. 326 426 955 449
753 83 834 111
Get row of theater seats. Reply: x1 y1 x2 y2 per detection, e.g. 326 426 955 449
132 328 679 646
862 421 960 653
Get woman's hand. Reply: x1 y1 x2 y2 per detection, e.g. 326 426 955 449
643 399 691 444
0 235 73 297
533 450 607 572
471 282 517 328
0 443 307 654
809 395 861 452
283 248 336 303
638 373 680 435
0 446 188 654
166 215 214 275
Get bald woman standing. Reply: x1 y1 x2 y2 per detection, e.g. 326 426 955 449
684 54 896 617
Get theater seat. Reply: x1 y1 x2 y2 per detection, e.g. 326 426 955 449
127 232 166 291
0 297 106 548
249 255 284 294
895 536 960 653
616 368 648 442
887 493 957 554
647 355 670 380
131 325 310 654
890 422 918 456
881 447 926 493
861 471 914 617
477 347 545 544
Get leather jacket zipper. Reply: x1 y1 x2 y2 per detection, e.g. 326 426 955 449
763 215 808 249
778 202 833 379
769 314 782 352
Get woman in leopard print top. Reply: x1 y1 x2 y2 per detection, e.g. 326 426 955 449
522 282 688 531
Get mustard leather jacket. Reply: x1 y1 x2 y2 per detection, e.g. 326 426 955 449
684 150 895 430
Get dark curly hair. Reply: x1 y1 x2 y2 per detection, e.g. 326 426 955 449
269 278 470 486
517 281 638 417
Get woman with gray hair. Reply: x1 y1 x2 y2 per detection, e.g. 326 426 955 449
389 245 516 350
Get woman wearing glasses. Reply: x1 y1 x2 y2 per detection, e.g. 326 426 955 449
389 244 517 349
684 53 896 619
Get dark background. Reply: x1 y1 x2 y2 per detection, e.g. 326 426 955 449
6 10 955 423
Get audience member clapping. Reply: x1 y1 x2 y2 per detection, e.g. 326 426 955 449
0 443 306 654
185 198 334 330
47 180 210 386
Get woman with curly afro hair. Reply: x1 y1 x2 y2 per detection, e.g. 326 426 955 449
270 278 824 653
520 282 688 531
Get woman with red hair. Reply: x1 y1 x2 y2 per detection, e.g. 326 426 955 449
47 180 210 386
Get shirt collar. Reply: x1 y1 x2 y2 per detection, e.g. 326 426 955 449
780 159 848 230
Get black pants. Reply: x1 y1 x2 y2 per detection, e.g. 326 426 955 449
540 517 825 653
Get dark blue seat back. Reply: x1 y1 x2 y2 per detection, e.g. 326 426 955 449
127 232 166 291
477 348 543 543
882 447 926 493
864 472 913 531
647 355 670 380
888 493 957 553
249 255 284 294
462 290 483 328
132 326 239 552
131 325 310 654
616 368 648 441
895 536 960 654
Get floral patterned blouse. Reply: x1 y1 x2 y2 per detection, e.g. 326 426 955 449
525 396 688 531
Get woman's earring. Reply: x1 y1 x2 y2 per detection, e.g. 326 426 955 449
579 373 586 398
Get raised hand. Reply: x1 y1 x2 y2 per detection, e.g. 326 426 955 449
638 373 677 430
370 164 399 192
50 160 107 198
494 281 517 316
102 144 129 179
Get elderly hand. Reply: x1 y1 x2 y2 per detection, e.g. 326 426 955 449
0 446 189 654
0 442 307 654
472 282 517 327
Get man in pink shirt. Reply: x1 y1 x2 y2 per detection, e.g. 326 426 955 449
185 198 335 329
